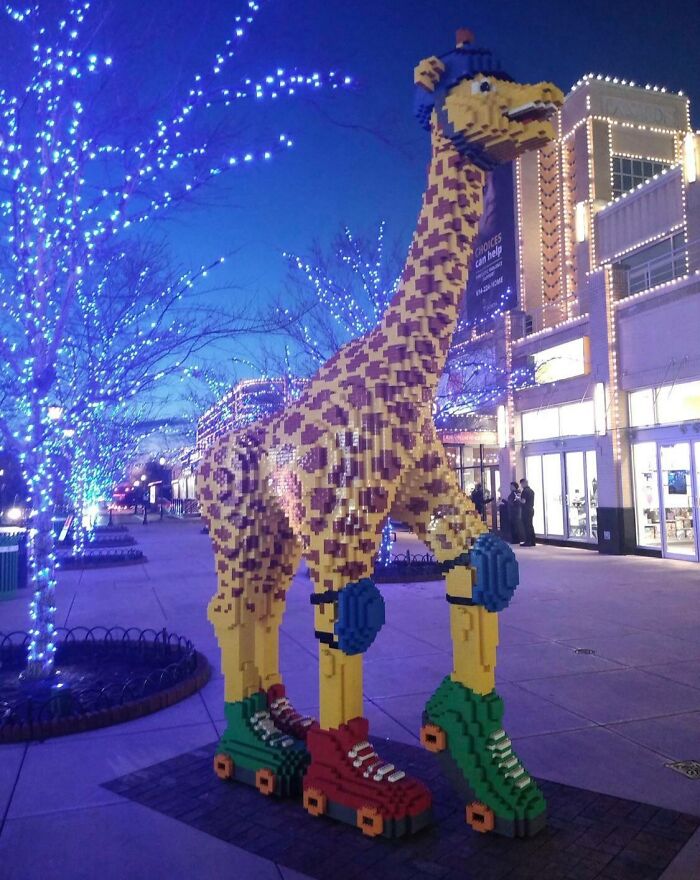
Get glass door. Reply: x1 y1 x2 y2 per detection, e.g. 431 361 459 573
525 455 545 535
586 450 598 541
565 452 588 540
563 450 598 542
632 442 662 551
542 453 564 536
659 442 696 559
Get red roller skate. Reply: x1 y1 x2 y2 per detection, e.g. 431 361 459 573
302 716 432 838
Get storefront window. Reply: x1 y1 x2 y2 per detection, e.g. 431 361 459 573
633 442 661 549
522 408 559 442
559 401 595 437
656 380 700 425
629 380 700 427
525 456 545 535
660 443 695 557
521 400 595 441
542 454 564 536
629 389 655 427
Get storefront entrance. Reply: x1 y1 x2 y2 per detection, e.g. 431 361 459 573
444 444 501 533
524 450 598 542
632 440 699 561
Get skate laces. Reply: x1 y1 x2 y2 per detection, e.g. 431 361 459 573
347 740 406 783
269 696 315 731
486 728 532 790
250 710 295 748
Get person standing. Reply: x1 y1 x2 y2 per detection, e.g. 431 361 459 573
470 483 485 517
507 481 523 544
519 478 536 546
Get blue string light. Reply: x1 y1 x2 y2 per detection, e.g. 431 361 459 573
0 0 351 678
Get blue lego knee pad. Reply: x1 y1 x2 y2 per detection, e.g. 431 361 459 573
469 534 519 612
334 578 385 655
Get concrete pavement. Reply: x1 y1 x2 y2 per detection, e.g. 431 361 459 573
0 516 699 879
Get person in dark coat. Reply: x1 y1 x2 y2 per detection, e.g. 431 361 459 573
498 496 510 540
507 481 523 544
470 483 485 517
519 478 536 546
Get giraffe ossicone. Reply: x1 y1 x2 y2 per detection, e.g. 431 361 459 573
199 30 563 839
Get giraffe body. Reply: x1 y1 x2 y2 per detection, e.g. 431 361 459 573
199 32 563 839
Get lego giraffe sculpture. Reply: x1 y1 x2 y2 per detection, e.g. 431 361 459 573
199 31 563 840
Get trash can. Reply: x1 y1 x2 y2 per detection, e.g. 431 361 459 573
0 528 27 599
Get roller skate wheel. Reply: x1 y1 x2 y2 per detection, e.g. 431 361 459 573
303 787 327 817
255 768 276 796
356 805 384 838
213 753 234 780
420 722 446 753
466 801 495 833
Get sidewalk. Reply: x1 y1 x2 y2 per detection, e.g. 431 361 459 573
1 517 699 879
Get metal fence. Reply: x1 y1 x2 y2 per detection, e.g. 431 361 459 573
0 529 27 599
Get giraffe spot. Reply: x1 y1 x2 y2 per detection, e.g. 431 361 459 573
300 446 328 474
310 488 336 514
323 405 349 427
284 412 303 434
300 423 324 444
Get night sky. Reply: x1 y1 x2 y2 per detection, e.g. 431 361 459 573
4 0 699 378
147 0 700 329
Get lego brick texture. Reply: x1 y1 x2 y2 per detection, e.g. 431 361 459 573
103 737 699 880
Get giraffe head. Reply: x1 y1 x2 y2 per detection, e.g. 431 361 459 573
415 29 564 169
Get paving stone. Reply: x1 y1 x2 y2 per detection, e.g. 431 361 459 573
102 737 700 880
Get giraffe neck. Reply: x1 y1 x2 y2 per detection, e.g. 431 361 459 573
377 132 486 388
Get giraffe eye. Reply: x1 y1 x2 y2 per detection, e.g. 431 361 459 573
480 81 491 92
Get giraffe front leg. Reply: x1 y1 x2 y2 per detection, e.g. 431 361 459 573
394 451 547 838
298 492 432 838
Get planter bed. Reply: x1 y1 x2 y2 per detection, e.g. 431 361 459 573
59 548 146 568
0 627 210 742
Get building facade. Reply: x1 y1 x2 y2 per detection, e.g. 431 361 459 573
459 75 700 561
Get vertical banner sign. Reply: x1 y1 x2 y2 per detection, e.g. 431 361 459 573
464 162 517 327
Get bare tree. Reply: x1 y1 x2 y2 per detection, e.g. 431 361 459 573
0 0 348 678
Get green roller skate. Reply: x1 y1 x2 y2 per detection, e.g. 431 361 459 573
213 691 310 797
421 675 546 838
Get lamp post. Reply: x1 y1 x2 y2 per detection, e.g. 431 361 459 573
141 475 148 525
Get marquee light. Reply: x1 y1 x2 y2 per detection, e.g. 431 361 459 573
569 72 685 98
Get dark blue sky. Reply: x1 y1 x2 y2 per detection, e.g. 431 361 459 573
150 0 699 322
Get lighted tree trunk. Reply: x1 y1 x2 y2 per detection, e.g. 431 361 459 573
23 447 59 679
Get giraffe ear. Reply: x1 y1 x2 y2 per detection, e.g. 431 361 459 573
414 56 446 93
414 57 446 131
